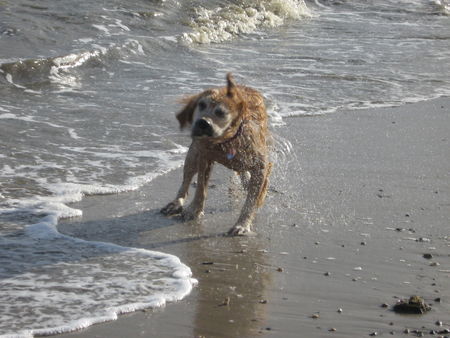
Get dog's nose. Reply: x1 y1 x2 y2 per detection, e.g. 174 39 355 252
197 119 211 130
192 118 213 137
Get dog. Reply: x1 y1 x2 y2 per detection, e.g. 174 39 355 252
161 73 272 236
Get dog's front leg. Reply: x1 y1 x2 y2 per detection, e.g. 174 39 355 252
182 159 213 221
161 145 198 216
228 162 269 236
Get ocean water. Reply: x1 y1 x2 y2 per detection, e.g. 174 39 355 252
0 0 449 336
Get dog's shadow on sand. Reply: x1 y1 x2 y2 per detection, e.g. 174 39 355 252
59 207 233 251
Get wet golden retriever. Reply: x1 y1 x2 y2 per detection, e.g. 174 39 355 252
161 73 272 236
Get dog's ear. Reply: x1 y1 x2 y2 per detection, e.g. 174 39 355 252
176 94 199 129
226 73 238 98
226 73 247 113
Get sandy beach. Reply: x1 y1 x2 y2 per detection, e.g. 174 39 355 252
58 98 450 338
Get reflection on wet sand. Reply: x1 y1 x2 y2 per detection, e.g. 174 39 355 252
189 235 271 337
137 212 272 337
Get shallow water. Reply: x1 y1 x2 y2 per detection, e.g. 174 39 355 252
1 0 449 335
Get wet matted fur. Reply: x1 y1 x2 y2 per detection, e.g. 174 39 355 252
161 73 272 236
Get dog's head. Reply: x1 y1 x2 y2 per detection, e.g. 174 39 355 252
176 73 246 139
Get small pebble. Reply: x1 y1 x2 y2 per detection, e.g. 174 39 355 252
337 308 343 313
436 321 443 327
361 241 367 246
311 313 320 319
276 267 284 272
324 272 331 276
434 297 441 303
423 253 433 259
430 330 437 335
329 328 336 332
404 328 410 334
259 299 268 304
430 262 440 266
381 303 389 308
220 297 230 306
369 332 378 337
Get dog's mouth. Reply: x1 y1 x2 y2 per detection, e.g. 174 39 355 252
191 130 213 138
192 118 215 138
191 128 214 138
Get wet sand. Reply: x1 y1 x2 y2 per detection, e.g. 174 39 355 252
59 98 450 337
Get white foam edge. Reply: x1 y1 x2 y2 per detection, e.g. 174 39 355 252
19 214 197 337
1 171 178 220
279 93 450 117
0 155 197 337
26 288 196 337
0 142 187 217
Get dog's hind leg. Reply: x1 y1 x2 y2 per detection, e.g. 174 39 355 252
228 161 271 236
256 162 272 208
161 145 197 216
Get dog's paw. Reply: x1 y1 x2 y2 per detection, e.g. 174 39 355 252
227 225 255 237
160 201 183 216
181 207 204 221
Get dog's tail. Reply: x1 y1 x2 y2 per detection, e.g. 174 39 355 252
256 162 273 208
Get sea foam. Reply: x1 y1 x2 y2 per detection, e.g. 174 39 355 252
0 216 197 337
181 0 312 44
0 146 195 337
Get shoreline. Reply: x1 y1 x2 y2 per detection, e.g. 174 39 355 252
59 97 450 337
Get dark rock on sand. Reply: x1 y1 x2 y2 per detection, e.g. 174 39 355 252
393 296 431 314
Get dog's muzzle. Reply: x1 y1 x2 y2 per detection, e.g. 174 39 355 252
192 118 214 137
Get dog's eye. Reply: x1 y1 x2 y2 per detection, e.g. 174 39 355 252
198 101 207 111
215 108 226 118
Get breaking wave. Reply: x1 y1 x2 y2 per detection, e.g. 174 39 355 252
0 39 144 88
181 0 312 44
